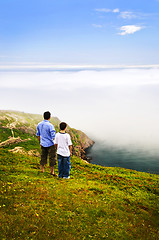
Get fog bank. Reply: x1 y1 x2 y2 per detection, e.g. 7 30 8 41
0 67 159 152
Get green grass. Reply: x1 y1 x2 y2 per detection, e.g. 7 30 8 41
0 148 159 240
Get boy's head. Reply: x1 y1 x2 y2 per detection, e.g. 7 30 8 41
43 111 51 120
60 122 67 131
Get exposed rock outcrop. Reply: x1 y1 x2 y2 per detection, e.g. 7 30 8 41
9 147 40 157
68 129 94 160
0 137 31 147
9 146 27 155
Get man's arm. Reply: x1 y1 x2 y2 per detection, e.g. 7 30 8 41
37 124 41 144
37 136 40 144
50 125 56 140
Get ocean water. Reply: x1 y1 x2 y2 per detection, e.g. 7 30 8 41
86 141 159 174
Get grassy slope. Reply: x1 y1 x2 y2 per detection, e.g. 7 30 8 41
0 149 159 240
0 110 93 158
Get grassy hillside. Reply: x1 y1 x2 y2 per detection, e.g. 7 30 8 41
0 148 159 240
0 110 94 158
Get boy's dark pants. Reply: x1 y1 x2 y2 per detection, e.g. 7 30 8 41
40 145 56 167
57 154 71 178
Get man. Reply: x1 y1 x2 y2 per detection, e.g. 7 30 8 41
37 111 56 176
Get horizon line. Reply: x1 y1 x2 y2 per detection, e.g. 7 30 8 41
0 63 159 70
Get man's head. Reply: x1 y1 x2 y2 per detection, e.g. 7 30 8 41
60 122 67 131
43 111 51 120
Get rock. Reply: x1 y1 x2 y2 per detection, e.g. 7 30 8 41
9 147 27 155
0 137 31 147
28 150 40 157
17 127 35 135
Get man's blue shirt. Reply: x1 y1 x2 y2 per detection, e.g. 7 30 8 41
37 120 55 147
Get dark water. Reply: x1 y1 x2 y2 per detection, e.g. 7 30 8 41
86 141 159 175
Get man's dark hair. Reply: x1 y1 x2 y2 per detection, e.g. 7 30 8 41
43 111 51 120
60 122 67 130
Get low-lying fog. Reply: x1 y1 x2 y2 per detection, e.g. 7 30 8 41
1 66 159 173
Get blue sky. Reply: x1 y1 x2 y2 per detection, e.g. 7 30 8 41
0 0 159 64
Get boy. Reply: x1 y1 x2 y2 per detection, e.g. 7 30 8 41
37 111 56 176
54 122 72 179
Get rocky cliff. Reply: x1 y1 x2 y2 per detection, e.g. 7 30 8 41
0 110 94 160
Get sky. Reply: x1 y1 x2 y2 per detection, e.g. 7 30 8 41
0 0 159 150
0 0 159 65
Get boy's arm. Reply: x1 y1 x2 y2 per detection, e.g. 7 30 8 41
55 144 58 149
67 134 72 155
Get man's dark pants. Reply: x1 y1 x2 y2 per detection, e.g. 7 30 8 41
40 145 56 167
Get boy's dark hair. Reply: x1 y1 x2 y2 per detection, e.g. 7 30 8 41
43 111 51 120
60 122 67 130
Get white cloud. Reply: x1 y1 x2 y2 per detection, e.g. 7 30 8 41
95 8 119 13
95 8 111 13
119 25 143 35
120 11 137 19
95 8 153 21
120 11 154 20
92 24 103 28
1 68 159 92
112 8 120 13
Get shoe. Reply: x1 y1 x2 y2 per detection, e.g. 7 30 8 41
63 176 70 179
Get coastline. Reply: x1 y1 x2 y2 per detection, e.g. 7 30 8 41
85 141 159 175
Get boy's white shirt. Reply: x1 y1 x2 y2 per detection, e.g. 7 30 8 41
54 132 72 157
